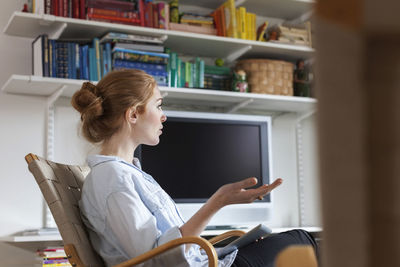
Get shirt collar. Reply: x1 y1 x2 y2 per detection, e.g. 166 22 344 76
87 154 142 169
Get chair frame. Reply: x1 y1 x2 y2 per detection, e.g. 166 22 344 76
25 153 245 267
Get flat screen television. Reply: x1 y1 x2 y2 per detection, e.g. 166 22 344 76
135 111 274 227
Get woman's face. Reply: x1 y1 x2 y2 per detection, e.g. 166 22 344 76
134 87 167 146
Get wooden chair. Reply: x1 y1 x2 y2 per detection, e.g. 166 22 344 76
25 153 245 267
275 245 318 267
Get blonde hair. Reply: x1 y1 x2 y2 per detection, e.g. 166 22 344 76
71 69 156 143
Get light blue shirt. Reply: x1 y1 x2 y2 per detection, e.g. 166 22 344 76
79 155 237 267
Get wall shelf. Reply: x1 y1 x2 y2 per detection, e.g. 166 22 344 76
4 11 314 61
2 75 316 114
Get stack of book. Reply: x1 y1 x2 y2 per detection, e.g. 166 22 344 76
211 0 257 40
168 12 216 36
86 0 142 26
31 31 171 83
168 53 205 89
142 1 169 29
22 227 59 236
203 65 232 91
37 247 71 267
32 34 112 81
29 0 170 30
102 32 169 86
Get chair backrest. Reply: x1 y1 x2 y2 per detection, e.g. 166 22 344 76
25 153 104 267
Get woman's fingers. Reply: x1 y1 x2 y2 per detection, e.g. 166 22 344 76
234 177 258 189
252 178 283 200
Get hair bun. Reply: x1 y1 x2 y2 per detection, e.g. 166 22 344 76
82 81 98 94
71 82 103 120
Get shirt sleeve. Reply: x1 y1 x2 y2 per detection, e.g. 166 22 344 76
105 188 189 266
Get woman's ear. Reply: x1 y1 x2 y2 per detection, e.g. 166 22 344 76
125 107 138 124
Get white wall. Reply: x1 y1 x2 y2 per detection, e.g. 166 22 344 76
0 0 321 265
0 1 47 265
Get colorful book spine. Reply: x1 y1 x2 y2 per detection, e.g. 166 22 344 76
157 2 167 29
88 47 97 81
43 34 50 77
176 57 182 87
223 0 237 38
49 39 57 77
197 57 204 88
80 45 89 80
93 38 101 80
169 52 177 87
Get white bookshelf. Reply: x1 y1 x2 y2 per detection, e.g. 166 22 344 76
0 234 62 243
2 74 316 114
4 11 314 61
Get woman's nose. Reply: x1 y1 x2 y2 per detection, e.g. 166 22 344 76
161 113 167 122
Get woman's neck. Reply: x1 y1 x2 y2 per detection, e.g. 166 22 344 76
100 130 137 163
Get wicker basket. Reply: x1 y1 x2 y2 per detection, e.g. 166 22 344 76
235 59 294 96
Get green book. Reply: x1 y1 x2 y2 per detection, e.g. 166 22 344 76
177 57 182 87
170 52 178 87
198 59 205 88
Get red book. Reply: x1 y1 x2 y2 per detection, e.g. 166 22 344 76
73 0 79 18
138 0 145 27
87 7 139 20
152 4 158 29
63 0 68 17
86 0 135 12
52 0 58 15
144 2 153 28
79 0 85 19
58 0 63 17
87 13 140 25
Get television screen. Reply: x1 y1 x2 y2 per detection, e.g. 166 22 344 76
136 111 271 203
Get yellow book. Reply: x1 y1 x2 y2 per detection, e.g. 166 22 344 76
236 9 241 39
246 13 253 40
239 7 247 40
251 13 257 40
222 0 238 38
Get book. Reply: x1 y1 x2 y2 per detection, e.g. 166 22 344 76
237 6 246 39
86 0 137 12
22 227 59 236
32 34 49 77
221 0 237 38
33 0 45 14
93 38 101 80
157 2 168 29
114 42 164 52
99 32 167 44
112 47 169 65
216 224 272 258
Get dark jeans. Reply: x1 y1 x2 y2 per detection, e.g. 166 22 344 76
231 229 319 267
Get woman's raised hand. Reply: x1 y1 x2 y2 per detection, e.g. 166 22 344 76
210 177 283 208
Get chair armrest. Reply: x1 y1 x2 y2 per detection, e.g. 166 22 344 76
113 236 218 267
207 230 246 246
275 245 318 267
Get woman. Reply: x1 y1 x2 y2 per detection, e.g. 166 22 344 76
71 69 318 267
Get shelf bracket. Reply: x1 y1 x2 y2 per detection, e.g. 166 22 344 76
226 98 254 113
295 109 316 227
43 85 65 229
45 85 65 161
39 14 67 39
225 45 252 63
